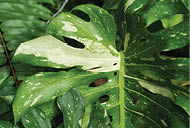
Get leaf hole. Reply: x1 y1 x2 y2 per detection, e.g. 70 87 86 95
147 20 164 33
99 95 109 103
63 36 85 49
132 97 138 105
71 10 90 22
89 78 108 87
88 66 102 71
160 45 189 58
114 72 117 76
52 113 63 127
39 18 47 22
185 84 189 89
108 114 113 122
113 63 117 66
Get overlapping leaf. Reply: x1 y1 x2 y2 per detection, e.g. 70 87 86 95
0 0 52 57
0 120 14 128
13 5 120 72
57 88 85 128
0 40 16 121
12 68 118 123
46 4 118 56
21 107 51 128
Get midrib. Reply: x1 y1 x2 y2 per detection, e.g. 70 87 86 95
119 52 125 127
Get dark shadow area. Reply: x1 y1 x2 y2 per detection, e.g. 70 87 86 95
51 113 63 127
160 45 189 58
147 20 164 33
63 36 85 49
71 10 90 22
99 95 109 103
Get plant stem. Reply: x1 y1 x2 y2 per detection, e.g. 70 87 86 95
119 51 125 127
0 31 19 87
47 0 69 24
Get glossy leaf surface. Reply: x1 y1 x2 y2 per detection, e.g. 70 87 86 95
9 1 190 128
21 107 51 128
57 88 85 128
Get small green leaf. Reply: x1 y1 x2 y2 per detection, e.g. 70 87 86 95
142 0 187 26
88 102 111 128
39 101 59 120
57 88 85 128
0 98 11 115
161 14 184 28
0 76 16 96
21 107 51 128
0 95 14 105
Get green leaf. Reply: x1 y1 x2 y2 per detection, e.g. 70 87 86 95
115 0 189 127
88 102 111 128
0 0 52 56
0 98 11 116
155 15 189 51
0 95 14 105
21 107 51 128
39 101 59 121
46 4 118 56
12 69 115 122
13 5 120 72
0 76 16 96
141 0 187 27
0 44 7 66
57 88 85 128
103 0 121 10
161 14 184 28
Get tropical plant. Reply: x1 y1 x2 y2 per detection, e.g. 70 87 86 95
0 0 189 128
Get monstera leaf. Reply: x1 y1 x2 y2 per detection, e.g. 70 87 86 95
12 2 189 128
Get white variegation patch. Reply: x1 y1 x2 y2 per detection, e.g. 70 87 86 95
138 81 174 100
95 34 103 41
61 21 77 32
30 94 43 106
15 35 120 72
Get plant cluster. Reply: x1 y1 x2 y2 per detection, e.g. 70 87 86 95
0 0 189 128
